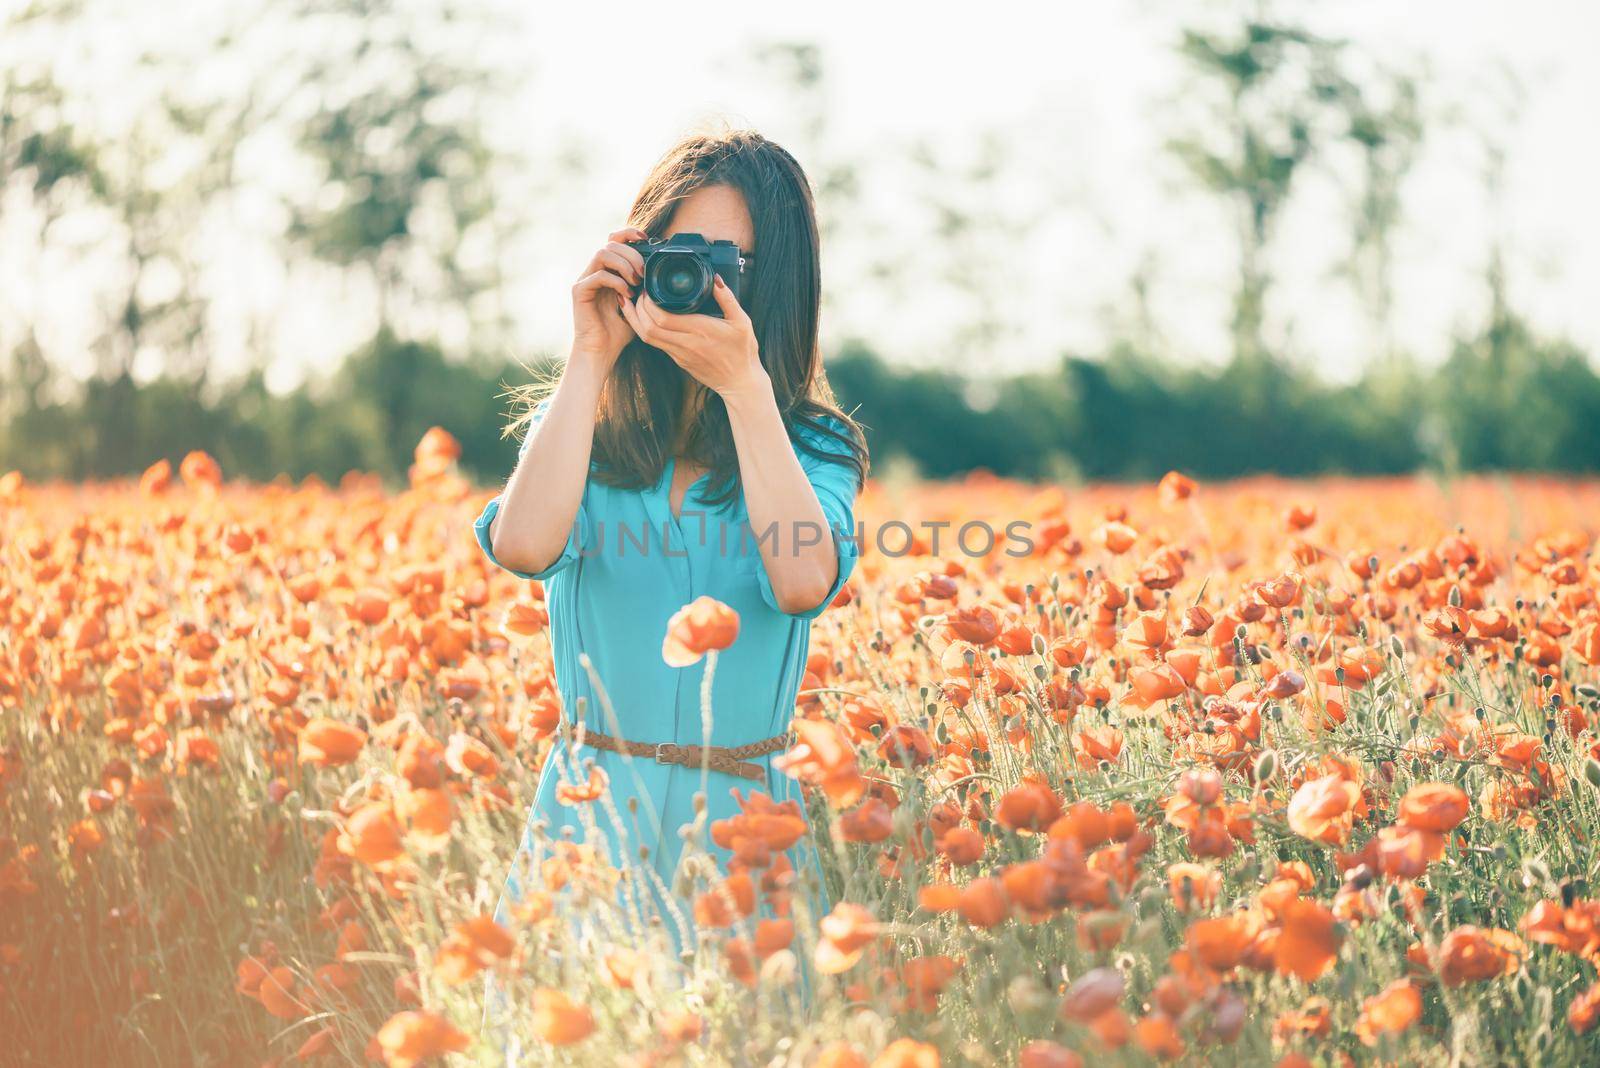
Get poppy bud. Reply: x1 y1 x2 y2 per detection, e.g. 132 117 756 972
1178 768 1223 806
1584 758 1600 790
1254 750 1279 785
1390 635 1405 659
1007 976 1052 1014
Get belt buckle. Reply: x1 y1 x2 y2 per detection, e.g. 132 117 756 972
654 742 676 764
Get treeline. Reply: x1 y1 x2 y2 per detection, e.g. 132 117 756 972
4 292 1595 488
833 302 1600 482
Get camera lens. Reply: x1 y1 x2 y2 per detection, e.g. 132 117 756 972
647 251 709 311
661 262 697 298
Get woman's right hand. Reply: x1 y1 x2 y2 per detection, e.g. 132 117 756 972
571 226 649 371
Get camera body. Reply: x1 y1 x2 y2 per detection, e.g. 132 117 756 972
625 232 750 318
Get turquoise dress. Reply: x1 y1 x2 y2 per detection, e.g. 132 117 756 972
472 402 858 963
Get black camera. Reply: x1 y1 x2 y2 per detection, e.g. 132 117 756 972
625 232 750 317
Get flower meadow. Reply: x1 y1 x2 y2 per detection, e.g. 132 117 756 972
7 434 1600 1067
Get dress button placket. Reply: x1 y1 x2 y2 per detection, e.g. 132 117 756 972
659 459 696 746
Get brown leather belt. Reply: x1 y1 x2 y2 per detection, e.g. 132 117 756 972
570 725 796 782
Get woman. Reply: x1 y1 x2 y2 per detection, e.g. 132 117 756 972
472 130 868 963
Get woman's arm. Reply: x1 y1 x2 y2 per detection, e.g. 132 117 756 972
621 275 849 616
719 378 843 615
489 226 648 575
486 359 605 576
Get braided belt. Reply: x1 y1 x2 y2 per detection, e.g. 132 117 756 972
572 725 796 782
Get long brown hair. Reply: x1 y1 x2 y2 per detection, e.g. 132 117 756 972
507 127 867 507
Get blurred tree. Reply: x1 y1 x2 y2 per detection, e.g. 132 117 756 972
0 10 100 211
283 0 525 475
828 342 1053 478
1166 19 1357 371
0 2 103 473
286 0 505 330
745 42 861 237
903 130 1033 376
739 40 868 345
1338 69 1423 367
1329 63 1427 465
74 81 247 475
1436 290 1600 474
1 0 292 475
1 0 535 481
1433 76 1600 475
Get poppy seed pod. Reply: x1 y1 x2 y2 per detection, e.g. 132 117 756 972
1584 757 1600 791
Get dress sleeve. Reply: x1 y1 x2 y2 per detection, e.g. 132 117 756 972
471 401 588 581
752 417 862 620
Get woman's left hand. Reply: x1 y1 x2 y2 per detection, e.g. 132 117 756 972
621 275 769 399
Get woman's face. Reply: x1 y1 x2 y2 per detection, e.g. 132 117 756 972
662 183 755 254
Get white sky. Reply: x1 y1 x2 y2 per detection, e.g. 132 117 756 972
5 0 1598 388
484 0 1600 382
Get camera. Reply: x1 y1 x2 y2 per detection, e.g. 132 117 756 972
625 232 750 317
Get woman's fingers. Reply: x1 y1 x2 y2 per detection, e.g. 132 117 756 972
579 250 638 286
580 228 648 282
592 248 642 286
636 293 695 339
604 241 647 281
606 229 649 280
626 293 696 353
624 294 667 346
708 273 750 326
573 268 632 308
617 293 643 331
618 294 663 347
607 226 647 245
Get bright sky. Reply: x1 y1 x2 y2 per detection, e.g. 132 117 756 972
6 0 1598 388
479 0 1600 382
